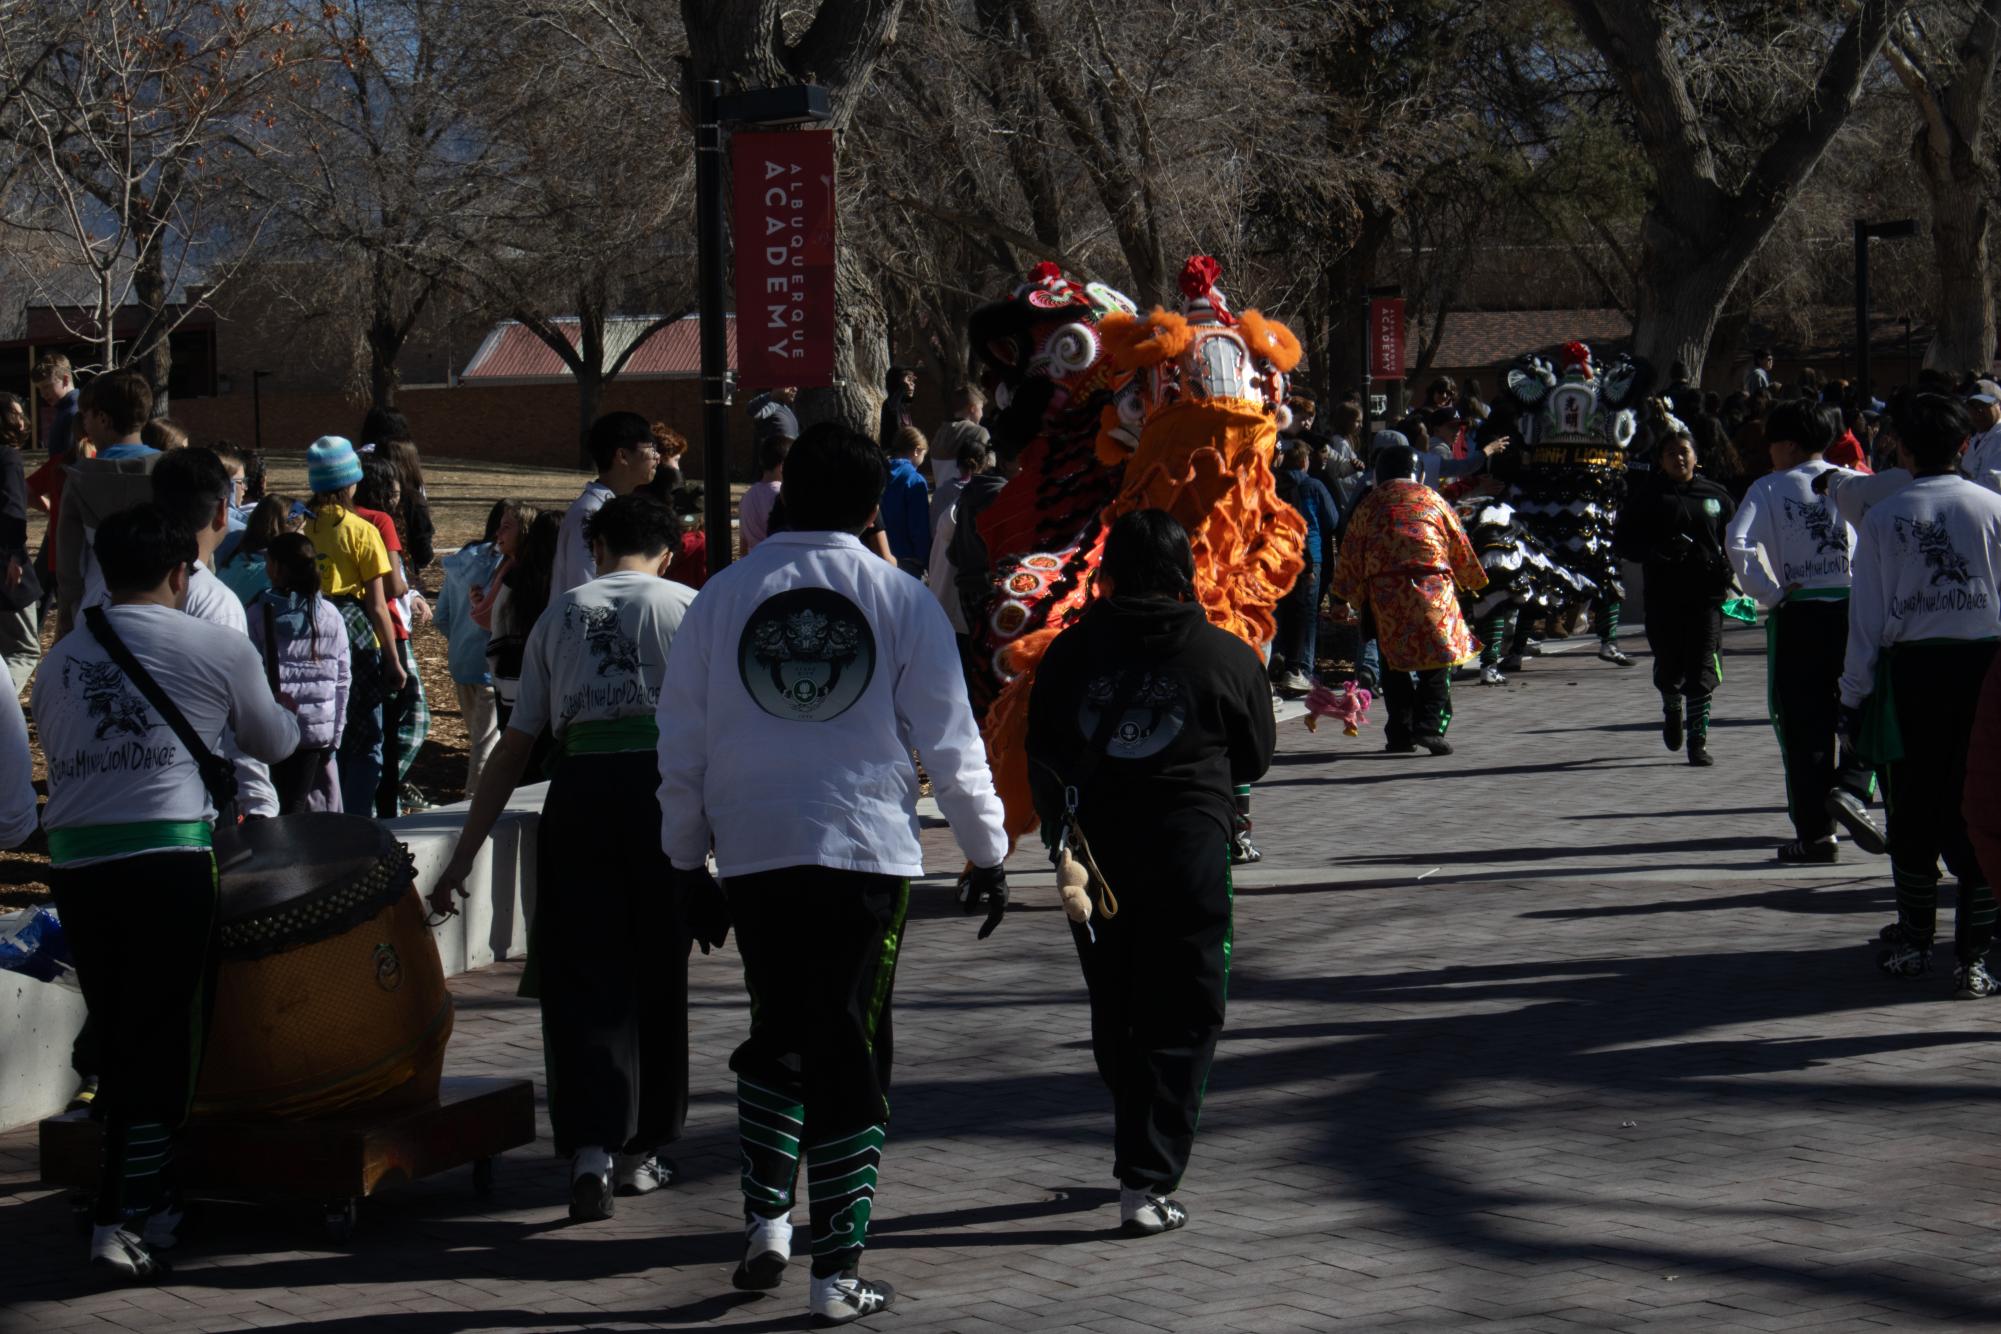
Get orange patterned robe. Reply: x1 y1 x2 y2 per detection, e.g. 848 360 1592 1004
1329 479 1488 671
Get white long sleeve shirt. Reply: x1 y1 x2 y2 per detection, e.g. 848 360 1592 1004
1823 467 1913 528
1839 474 2001 707
33 603 299 856
182 562 278 819
1964 423 2001 495
552 480 615 596
0 685 35 849
1725 461 1855 607
656 529 1009 879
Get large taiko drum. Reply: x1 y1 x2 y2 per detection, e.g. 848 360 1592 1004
193 814 453 1120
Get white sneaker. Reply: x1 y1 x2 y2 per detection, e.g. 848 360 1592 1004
807 1268 894 1324
613 1152 673 1197
732 1211 793 1291
1275 670 1312 696
90 1225 166 1279
141 1204 184 1251
1479 664 1506 686
1119 1185 1189 1236
569 1147 614 1221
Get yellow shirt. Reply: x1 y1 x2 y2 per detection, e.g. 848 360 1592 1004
302 504 391 598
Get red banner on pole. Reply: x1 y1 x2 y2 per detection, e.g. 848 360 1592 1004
1369 297 1406 381
732 130 836 390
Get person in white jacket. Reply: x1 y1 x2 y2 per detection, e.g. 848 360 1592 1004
1836 394 2001 996
1724 400 1876 864
656 421 1010 1327
33 504 299 1280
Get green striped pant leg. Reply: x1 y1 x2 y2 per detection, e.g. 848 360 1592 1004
805 1123 885 1278
738 1075 804 1221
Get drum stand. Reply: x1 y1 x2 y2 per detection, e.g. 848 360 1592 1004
41 1076 533 1244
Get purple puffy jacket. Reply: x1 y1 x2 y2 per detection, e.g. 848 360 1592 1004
247 589 351 750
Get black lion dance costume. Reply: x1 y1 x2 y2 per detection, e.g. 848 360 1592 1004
1487 340 1653 668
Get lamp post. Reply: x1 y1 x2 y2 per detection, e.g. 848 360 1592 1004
1854 218 1918 406
694 79 830 575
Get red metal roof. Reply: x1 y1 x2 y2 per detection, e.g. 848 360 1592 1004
1423 308 1632 372
460 314 736 381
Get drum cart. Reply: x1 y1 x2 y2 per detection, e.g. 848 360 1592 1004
40 1075 535 1244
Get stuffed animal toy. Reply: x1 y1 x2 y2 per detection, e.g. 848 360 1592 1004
1303 680 1373 736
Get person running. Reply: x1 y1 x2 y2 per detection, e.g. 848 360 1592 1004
1839 394 2001 995
1724 401 1877 863
1614 429 1736 766
1025 509 1274 1237
655 421 1010 1325
1329 444 1489 756
33 504 298 1279
434 495 702 1216
552 412 660 595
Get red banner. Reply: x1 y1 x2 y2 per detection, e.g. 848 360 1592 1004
732 130 837 390
1369 297 1406 381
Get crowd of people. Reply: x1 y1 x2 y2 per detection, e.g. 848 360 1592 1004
2 343 2000 1325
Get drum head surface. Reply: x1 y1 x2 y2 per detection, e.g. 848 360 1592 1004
218 813 400 925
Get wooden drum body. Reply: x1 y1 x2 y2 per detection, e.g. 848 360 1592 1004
194 814 454 1120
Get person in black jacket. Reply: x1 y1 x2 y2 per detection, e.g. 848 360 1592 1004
1614 430 1737 765
1025 509 1275 1238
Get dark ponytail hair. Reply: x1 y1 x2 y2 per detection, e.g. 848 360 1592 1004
265 531 322 599
1100 508 1196 602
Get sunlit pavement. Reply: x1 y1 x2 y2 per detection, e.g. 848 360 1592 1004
9 620 1997 1332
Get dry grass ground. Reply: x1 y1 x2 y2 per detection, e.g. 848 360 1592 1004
3 452 704 907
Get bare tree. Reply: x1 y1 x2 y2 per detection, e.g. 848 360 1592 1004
0 1 319 410
1560 0 1897 378
1886 0 2001 373
263 0 513 411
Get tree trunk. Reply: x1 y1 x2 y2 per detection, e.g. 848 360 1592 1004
1628 212 1752 381
368 311 404 411
799 248 887 434
1927 194 1994 373
133 243 172 417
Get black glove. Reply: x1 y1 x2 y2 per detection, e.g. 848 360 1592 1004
1835 702 1863 749
676 865 732 955
959 864 1009 940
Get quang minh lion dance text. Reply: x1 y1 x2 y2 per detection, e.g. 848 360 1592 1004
959 256 1307 844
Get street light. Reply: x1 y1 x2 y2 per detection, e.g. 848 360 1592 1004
1854 218 1918 406
695 80 831 574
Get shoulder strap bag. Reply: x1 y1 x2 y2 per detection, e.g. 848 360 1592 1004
85 605 251 869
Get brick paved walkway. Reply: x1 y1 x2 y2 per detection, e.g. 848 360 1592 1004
8 622 2001 1332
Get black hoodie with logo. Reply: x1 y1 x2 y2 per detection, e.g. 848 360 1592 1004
1614 472 1737 604
1025 595 1275 845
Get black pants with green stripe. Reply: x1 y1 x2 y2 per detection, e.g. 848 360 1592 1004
1069 820 1231 1194
1382 666 1451 746
727 866 906 1276
1770 599 1858 842
1647 594 1723 735
50 849 219 1227
535 752 689 1156
1885 641 1999 961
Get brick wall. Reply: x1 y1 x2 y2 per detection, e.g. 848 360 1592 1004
168 379 759 476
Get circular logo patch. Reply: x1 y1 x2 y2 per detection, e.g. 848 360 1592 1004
373 943 403 992
738 588 876 722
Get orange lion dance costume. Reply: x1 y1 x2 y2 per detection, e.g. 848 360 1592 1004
969 256 1306 844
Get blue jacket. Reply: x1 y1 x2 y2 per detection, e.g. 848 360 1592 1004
1281 468 1340 567
880 457 931 565
41 388 77 455
434 540 506 685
